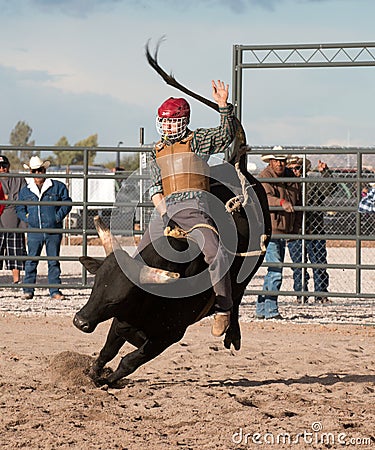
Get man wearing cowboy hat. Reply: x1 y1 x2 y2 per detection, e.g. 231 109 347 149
256 146 302 320
286 157 330 304
16 156 72 300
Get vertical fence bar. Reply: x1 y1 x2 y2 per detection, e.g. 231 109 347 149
232 45 243 121
355 151 363 295
81 148 89 285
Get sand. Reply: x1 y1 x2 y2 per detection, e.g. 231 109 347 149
0 314 374 449
0 243 374 449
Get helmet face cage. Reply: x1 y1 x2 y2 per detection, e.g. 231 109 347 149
156 97 190 141
156 116 189 141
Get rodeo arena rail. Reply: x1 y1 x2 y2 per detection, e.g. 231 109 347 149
0 145 374 325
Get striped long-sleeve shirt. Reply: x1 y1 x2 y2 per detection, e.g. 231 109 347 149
358 188 375 213
149 104 237 202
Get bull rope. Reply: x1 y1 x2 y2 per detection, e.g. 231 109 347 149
225 151 251 214
164 223 267 257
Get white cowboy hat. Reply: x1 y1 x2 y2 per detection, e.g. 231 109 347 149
23 156 51 170
261 146 290 163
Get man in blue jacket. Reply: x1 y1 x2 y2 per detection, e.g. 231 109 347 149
16 156 72 300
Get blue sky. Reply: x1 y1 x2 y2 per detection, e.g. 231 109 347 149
0 0 374 162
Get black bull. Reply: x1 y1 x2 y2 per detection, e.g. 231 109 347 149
73 162 271 386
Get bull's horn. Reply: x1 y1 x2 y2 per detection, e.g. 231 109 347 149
94 215 180 283
94 215 122 256
139 265 180 284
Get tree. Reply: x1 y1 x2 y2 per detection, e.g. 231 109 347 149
122 154 139 171
56 136 70 147
73 134 98 165
53 134 98 166
7 121 38 169
53 136 71 166
3 150 21 169
9 121 33 147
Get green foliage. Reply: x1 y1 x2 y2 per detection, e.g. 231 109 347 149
122 154 139 171
5 121 102 169
9 121 33 146
55 136 70 147
3 151 22 170
7 121 39 169
53 134 98 166
74 134 98 148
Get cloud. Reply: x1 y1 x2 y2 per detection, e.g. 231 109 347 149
0 0 336 18
0 64 59 84
33 0 123 17
0 63 153 147
0 0 123 18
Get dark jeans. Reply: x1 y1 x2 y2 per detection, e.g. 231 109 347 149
24 232 63 297
287 239 329 294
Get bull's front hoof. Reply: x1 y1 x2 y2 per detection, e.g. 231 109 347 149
89 365 115 387
93 377 110 388
94 375 129 389
89 370 110 388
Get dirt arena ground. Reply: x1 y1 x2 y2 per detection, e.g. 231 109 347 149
0 243 374 449
1 314 374 449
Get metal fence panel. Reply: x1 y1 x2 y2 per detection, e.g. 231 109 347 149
0 145 374 308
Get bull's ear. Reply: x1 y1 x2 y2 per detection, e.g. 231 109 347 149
79 256 104 274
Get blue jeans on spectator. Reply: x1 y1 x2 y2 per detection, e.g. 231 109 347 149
256 239 286 318
287 239 329 294
23 232 63 297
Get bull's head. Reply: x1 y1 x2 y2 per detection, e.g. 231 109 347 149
73 216 179 333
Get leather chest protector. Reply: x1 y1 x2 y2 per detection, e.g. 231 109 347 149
155 135 210 196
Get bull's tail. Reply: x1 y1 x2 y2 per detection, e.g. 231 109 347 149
145 37 219 112
145 37 248 164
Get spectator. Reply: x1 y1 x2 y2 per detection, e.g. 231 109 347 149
358 182 375 213
286 157 330 303
0 179 5 216
256 147 302 320
112 166 126 193
16 156 72 300
0 155 27 284
136 80 238 337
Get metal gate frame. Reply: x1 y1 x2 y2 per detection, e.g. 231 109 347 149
232 41 375 121
232 42 375 301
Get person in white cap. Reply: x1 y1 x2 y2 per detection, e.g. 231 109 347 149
256 147 302 320
16 156 72 300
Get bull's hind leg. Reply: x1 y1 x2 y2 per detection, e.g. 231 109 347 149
90 318 146 384
224 302 241 351
105 334 182 386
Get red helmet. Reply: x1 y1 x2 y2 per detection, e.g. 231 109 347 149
157 97 190 121
156 97 190 141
